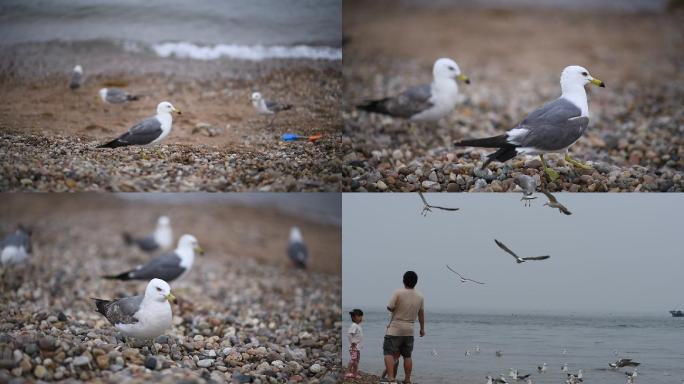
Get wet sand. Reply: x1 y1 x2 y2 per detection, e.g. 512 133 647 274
0 194 341 382
0 46 342 191
342 1 684 192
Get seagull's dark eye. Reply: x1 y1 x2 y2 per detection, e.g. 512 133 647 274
448 66 455 71
581 72 588 76
156 287 162 292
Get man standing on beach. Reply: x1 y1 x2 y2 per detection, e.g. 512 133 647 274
383 271 425 383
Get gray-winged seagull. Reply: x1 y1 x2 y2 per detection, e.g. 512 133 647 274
251 92 292 127
99 88 140 104
70 65 83 90
287 227 308 269
418 191 460 216
541 188 572 215
98 101 181 148
1 225 32 265
495 239 550 264
123 216 174 253
446 264 484 285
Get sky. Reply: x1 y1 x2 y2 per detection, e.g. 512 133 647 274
343 193 683 315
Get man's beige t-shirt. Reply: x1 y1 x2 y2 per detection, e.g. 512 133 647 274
385 288 424 336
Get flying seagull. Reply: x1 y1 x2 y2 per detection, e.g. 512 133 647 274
454 65 605 181
93 278 175 341
99 87 140 104
510 369 531 380
70 65 83 90
541 189 572 215
251 92 292 127
446 264 484 284
418 191 460 216
1 225 32 265
287 227 308 269
98 101 181 148
609 358 640 369
486 375 508 384
496 350 503 357
105 234 204 282
357 57 469 122
495 239 550 264
537 363 547 373
514 175 538 206
122 216 173 253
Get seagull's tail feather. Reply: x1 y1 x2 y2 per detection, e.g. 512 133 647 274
92 298 111 315
98 139 127 149
356 98 391 115
127 94 140 101
454 134 510 148
122 232 134 245
484 146 518 166
102 271 133 280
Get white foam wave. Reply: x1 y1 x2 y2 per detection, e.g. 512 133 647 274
150 42 342 61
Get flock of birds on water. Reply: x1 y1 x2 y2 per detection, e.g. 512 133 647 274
1 216 309 352
67 64 294 150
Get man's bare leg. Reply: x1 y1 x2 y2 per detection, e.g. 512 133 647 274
403 357 413 383
384 355 397 381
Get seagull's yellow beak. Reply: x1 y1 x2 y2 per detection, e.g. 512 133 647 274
457 74 471 84
195 246 205 256
590 77 605 88
166 293 176 303
172 106 182 115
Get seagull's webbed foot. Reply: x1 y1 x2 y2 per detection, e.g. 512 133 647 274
564 154 592 170
540 154 560 182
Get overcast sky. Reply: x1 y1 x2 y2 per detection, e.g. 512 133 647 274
343 193 683 315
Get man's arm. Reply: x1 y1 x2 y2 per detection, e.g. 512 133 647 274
418 307 425 337
387 291 398 312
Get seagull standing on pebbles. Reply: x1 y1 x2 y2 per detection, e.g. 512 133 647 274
454 65 605 181
251 92 292 127
98 101 181 149
70 65 83 90
287 227 308 269
1 226 32 265
357 57 469 123
123 216 173 253
93 278 175 340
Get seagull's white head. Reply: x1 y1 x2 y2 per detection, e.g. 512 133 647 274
157 101 181 116
145 278 174 303
177 234 204 256
157 215 170 227
289 226 303 243
98 88 108 101
73 65 83 73
433 58 470 84
251 92 262 101
561 65 605 89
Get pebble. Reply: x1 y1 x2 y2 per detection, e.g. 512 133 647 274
197 359 214 368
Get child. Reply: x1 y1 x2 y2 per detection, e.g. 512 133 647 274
345 309 364 379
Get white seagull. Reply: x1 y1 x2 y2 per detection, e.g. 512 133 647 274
287 227 308 269
357 57 469 122
251 92 292 127
454 65 605 181
1 226 32 265
99 87 140 104
93 278 175 340
98 101 181 148
537 363 547 373
446 264 485 285
70 65 83 90
494 239 550 264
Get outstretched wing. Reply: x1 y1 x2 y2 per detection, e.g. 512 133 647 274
446 265 485 284
559 205 572 215
541 188 558 204
418 191 429 206
494 239 519 259
431 205 460 211
522 255 550 261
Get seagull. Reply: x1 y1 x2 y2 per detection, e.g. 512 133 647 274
465 349 471 357
446 265 485 284
494 239 550 264
1 225 32 265
541 189 572 215
562 363 568 372
514 175 538 206
98 101 181 148
104 234 204 282
287 227 308 269
475 345 480 354
99 88 140 104
537 363 547 373
486 376 494 384
510 369 530 381
431 348 439 357
418 191 460 216
526 379 533 384
454 65 605 182
610 358 640 369
93 278 175 342
251 92 292 127
498 374 509 383
70 65 83 90
625 369 638 379
496 350 503 357
567 369 583 382
562 349 568 355
357 57 469 122
122 216 173 253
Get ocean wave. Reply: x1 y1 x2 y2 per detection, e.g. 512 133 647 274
150 42 342 61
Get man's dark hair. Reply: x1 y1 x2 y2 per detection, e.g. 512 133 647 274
403 271 418 288
349 309 364 318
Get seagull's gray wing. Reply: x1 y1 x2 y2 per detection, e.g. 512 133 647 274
418 191 429 206
446 265 484 284
559 205 572 215
510 98 589 151
106 88 130 104
95 295 143 326
430 205 460 211
265 99 292 112
494 239 520 260
541 189 558 204
522 255 551 261
116 117 163 145
134 235 159 251
127 253 185 281
2 230 31 251
360 84 434 119
70 71 82 90
287 242 308 268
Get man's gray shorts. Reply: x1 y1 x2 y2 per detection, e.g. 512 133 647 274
383 335 414 358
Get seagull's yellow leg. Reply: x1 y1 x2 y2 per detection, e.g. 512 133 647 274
564 154 592 170
138 148 149 161
540 154 559 182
